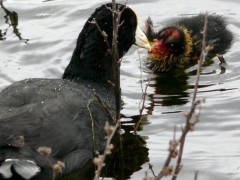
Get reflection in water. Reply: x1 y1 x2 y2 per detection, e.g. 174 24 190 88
61 115 149 180
148 71 190 107
0 29 6 40
188 58 226 75
0 1 29 43
0 0 239 179
102 131 148 179
146 56 227 109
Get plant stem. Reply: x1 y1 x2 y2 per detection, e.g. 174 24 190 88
171 12 208 180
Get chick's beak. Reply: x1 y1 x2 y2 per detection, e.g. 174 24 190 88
135 26 151 50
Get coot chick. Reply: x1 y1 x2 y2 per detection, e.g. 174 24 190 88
145 14 233 72
0 3 150 179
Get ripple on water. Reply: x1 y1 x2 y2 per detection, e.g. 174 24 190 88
1 0 240 179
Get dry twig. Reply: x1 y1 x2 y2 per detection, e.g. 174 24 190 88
134 49 153 132
111 0 126 121
88 18 111 49
152 12 208 180
94 121 120 180
171 12 208 180
194 171 199 180
93 1 128 179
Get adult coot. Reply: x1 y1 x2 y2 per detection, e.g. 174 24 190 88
0 3 150 179
145 14 233 72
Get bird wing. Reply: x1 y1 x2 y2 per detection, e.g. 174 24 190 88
0 79 110 157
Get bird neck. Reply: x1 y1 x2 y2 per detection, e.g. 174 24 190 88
63 47 116 86
179 25 192 60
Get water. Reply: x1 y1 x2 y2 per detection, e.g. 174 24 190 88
1 0 240 179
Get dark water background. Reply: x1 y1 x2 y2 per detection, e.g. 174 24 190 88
0 0 240 179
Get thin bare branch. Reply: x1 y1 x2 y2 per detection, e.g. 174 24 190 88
111 0 121 121
194 171 199 180
171 12 208 180
94 121 120 180
148 163 157 177
134 80 150 132
88 18 111 49
152 12 208 180
134 49 152 132
95 94 115 122
191 13 208 107
93 1 127 179
155 126 177 179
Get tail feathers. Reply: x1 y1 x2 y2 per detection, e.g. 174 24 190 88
0 159 40 179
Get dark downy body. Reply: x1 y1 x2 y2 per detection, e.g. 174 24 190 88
146 14 233 72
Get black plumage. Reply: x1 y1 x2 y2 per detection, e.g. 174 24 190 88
0 3 149 179
146 14 233 72
63 4 138 82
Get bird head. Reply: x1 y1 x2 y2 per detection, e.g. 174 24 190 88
147 26 192 72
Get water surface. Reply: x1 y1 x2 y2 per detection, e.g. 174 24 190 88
1 0 240 179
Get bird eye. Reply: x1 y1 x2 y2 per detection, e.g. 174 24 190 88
166 42 175 47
